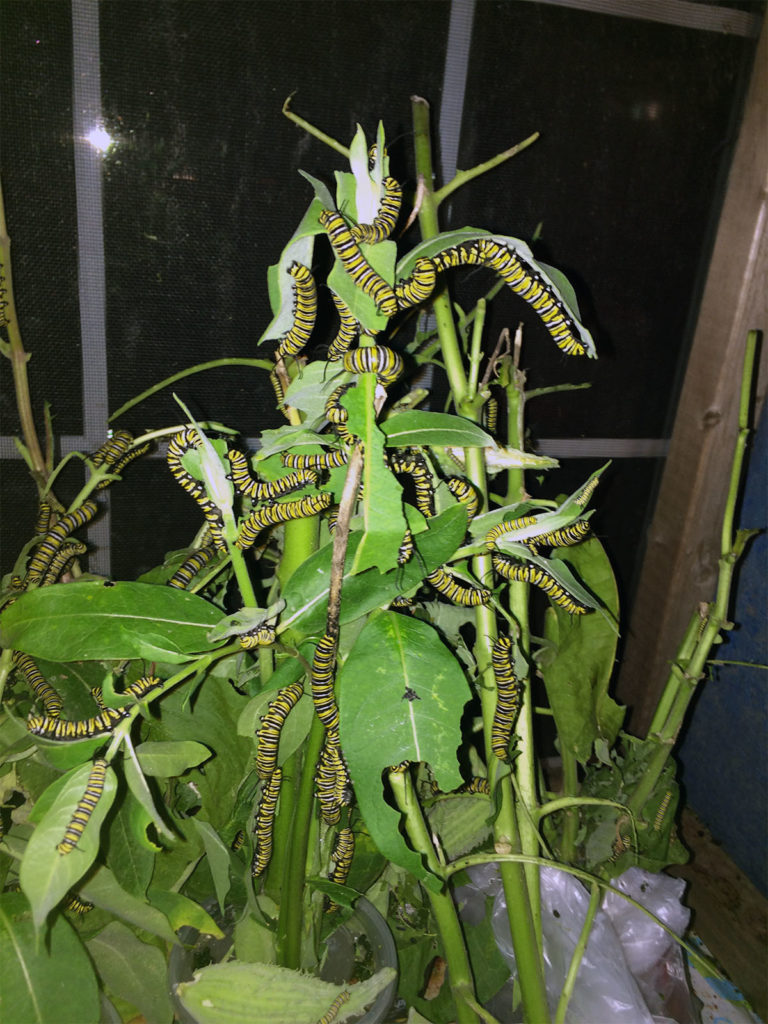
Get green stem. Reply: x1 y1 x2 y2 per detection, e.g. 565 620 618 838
433 132 540 206
389 769 479 1024
281 94 350 158
555 882 600 1024
559 751 580 863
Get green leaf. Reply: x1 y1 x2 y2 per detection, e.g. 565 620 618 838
105 791 156 896
339 614 469 887
86 921 174 1024
381 411 494 449
280 505 469 640
176 961 396 1024
79 865 177 944
20 761 118 929
149 888 225 937
426 793 493 860
0 890 100 1024
0 581 225 663
539 538 623 763
193 819 232 913
136 740 212 776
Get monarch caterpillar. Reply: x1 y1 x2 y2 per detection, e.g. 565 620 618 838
28 676 161 740
311 634 339 738
12 651 63 718
318 209 397 317
316 991 351 1024
315 738 344 826
390 450 434 518
326 827 355 913
342 344 402 385
463 777 491 795
251 768 282 878
227 449 319 501
491 636 521 761
64 893 94 915
124 674 163 703
57 758 109 855
484 515 539 550
325 384 354 426
269 368 285 407
426 566 491 606
236 492 332 548
610 833 633 861
90 430 134 471
166 429 225 549
351 176 402 244
168 544 218 590
327 292 360 362
390 594 414 609
34 500 53 536
653 791 673 831
281 448 349 472
255 681 304 780
485 397 499 435
90 687 107 711
326 507 340 535
276 261 318 360
574 474 601 508
491 554 588 614
239 625 277 649
445 477 479 521
432 239 587 357
395 257 437 309
40 540 88 587
388 761 411 773
531 519 591 550
397 528 414 566
231 828 245 852
24 501 99 585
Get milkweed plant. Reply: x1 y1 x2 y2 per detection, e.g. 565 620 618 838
0 97 756 1024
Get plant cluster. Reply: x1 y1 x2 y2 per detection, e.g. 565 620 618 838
0 99 754 1024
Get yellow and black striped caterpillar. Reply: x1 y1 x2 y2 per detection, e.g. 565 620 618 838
167 544 218 590
484 515 539 550
227 449 319 501
281 448 349 472
236 492 332 549
653 791 673 831
64 893 94 915
395 257 437 310
166 428 226 550
24 501 99 586
491 636 521 761
426 566 491 607
316 990 351 1024
315 737 346 826
231 828 245 852
311 634 339 739
28 676 163 741
324 383 357 444
319 209 397 317
342 344 402 385
255 682 304 780
432 238 588 357
530 519 591 550
462 777 491 795
12 651 63 718
351 175 402 245
327 827 355 913
57 758 109 855
491 554 588 614
397 528 415 566
251 768 282 878
40 540 88 587
327 292 360 362
276 261 318 360
239 625 277 649
446 477 479 521
390 450 434 519
90 433 151 488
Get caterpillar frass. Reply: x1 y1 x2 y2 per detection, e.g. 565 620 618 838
12 651 63 718
431 238 589 357
319 209 398 317
40 541 88 587
326 827 355 913
255 682 304 780
281 448 349 472
24 500 99 585
167 544 217 589
239 625 277 649
57 759 109 855
529 519 591 551
227 449 319 501
166 429 226 549
445 476 479 521
251 768 282 878
236 492 333 549
311 634 340 738
490 554 588 614
327 292 360 362
484 515 540 550
316 990 350 1024
351 175 402 244
395 257 437 309
342 344 403 386
491 636 522 761
425 566 491 606
276 261 318 360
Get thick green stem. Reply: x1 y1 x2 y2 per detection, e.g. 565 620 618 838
555 882 600 1024
389 770 479 1024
